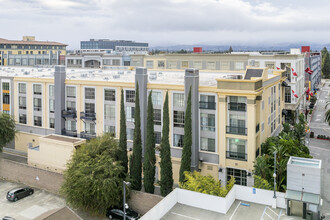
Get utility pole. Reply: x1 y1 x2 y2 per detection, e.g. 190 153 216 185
273 151 277 199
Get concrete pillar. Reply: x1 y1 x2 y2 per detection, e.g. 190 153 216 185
184 68 199 171
135 67 148 156
54 66 66 135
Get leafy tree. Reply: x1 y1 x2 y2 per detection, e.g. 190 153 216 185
160 92 173 196
293 114 307 144
254 175 272 190
179 88 192 183
253 155 271 180
179 171 235 197
321 47 328 58
61 134 126 215
130 83 142 190
143 91 156 193
118 89 128 175
0 113 16 152
322 51 330 78
325 101 330 125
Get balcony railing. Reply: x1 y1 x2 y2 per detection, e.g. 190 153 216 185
226 126 247 135
80 112 96 121
199 101 216 110
62 109 77 118
228 103 246 111
62 129 77 137
80 131 96 140
226 151 247 161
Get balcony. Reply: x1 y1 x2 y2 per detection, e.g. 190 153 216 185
80 112 96 121
228 103 246 111
62 109 77 118
226 151 247 161
199 101 216 110
62 129 77 137
226 126 247 135
80 131 96 140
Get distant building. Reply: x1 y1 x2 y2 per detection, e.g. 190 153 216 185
0 36 67 66
301 46 322 93
80 39 148 54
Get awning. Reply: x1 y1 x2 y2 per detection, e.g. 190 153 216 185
285 190 321 205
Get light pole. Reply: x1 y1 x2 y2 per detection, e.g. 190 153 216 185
273 151 277 199
123 181 131 220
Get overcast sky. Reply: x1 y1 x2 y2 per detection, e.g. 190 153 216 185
0 0 330 49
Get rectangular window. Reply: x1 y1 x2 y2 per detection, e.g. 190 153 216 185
158 61 165 68
206 61 216 70
182 61 189 68
200 95 216 110
49 99 55 113
19 83 26 94
85 122 95 134
265 62 275 69
2 82 9 90
168 61 177 69
220 62 229 70
155 132 161 145
66 120 76 131
235 62 244 70
151 91 162 106
104 89 116 101
3 93 9 104
193 61 202 69
227 168 247 186
66 86 76 98
126 106 135 122
146 61 154 68
154 109 161 125
173 111 184 128
104 125 116 135
112 59 120 66
285 87 291 103
126 90 135 103
33 98 42 111
200 138 215 152
127 128 134 140
227 138 247 161
19 114 27 124
49 118 55 128
85 103 95 113
66 101 76 111
173 93 184 107
33 84 42 95
104 104 115 120
34 116 42 127
173 134 184 147
19 96 26 109
49 85 54 97
200 113 215 132
85 88 95 99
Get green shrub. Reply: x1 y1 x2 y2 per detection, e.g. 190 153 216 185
254 175 272 190
309 110 313 114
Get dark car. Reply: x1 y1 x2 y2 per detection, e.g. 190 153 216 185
309 103 315 109
106 207 140 220
3 217 15 220
7 187 34 202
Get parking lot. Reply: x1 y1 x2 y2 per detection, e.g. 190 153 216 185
0 180 66 220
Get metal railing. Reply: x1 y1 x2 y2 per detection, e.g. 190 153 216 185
80 112 96 121
226 151 247 161
226 126 247 135
62 129 77 137
62 109 77 118
199 101 216 110
80 131 96 140
228 103 246 111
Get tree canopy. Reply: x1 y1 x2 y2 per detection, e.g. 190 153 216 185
0 113 16 151
322 49 330 79
61 133 126 215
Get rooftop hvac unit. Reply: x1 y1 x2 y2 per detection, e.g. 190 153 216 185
118 71 124 75
104 77 109 81
149 75 157 80
113 75 120 79
24 71 30 75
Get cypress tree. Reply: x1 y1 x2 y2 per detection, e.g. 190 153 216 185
322 52 330 79
130 83 142 190
179 87 192 183
160 91 173 196
143 91 156 193
118 89 128 175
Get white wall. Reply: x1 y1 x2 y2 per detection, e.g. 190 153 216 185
235 185 276 207
276 192 286 209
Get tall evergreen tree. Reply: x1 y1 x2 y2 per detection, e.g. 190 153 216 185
118 89 128 175
143 91 156 193
179 87 192 183
228 46 233 53
322 51 330 79
160 92 173 196
130 83 142 190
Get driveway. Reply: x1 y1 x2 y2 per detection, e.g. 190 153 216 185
0 180 66 220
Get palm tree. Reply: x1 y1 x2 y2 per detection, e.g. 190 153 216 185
325 101 330 125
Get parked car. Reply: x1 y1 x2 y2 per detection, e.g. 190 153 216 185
309 103 315 109
3 217 15 220
106 206 140 220
6 187 34 202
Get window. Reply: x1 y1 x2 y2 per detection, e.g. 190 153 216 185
262 100 264 110
146 61 154 68
220 62 229 70
66 101 76 111
229 113 246 128
151 91 162 106
49 118 55 128
155 132 161 145
2 82 9 90
19 114 27 124
104 125 115 136
34 116 42 127
19 97 26 109
33 84 42 95
49 85 54 97
261 122 264 132
85 103 95 113
126 90 135 103
193 61 202 69
173 93 184 107
158 61 165 68
66 120 76 131
227 168 247 186
49 99 55 113
105 89 116 101
3 93 9 104
126 106 135 122
154 109 161 125
285 87 291 103
104 104 115 120
200 138 215 152
112 59 120 66
173 111 184 128
227 138 246 161
66 86 76 98
200 95 216 110
85 88 95 99
85 122 95 134
173 134 183 147
206 61 216 70
19 83 26 94
127 128 134 140
33 98 42 111
235 62 244 70
168 61 177 69
200 113 215 131
265 62 275 69
182 61 189 68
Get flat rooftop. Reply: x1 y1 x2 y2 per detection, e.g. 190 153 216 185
42 134 84 144
288 156 321 168
0 66 275 87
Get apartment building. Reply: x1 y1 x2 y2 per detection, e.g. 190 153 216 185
0 36 67 67
0 65 286 186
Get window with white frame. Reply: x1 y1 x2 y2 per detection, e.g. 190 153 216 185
155 132 161 145
105 89 116 101
126 90 135 103
66 86 76 98
18 83 26 94
49 99 55 113
235 62 244 70
49 85 54 97
173 111 184 128
154 109 161 125
34 116 42 126
85 122 95 134
151 91 162 106
200 137 215 152
66 120 76 131
49 118 55 128
173 93 184 107
104 104 115 120
85 88 95 99
200 113 215 132
127 128 134 140
33 98 42 111
19 97 26 109
66 101 76 111
33 84 42 95
173 134 183 147
104 125 115 135
146 61 154 68
126 106 135 122
85 103 95 113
